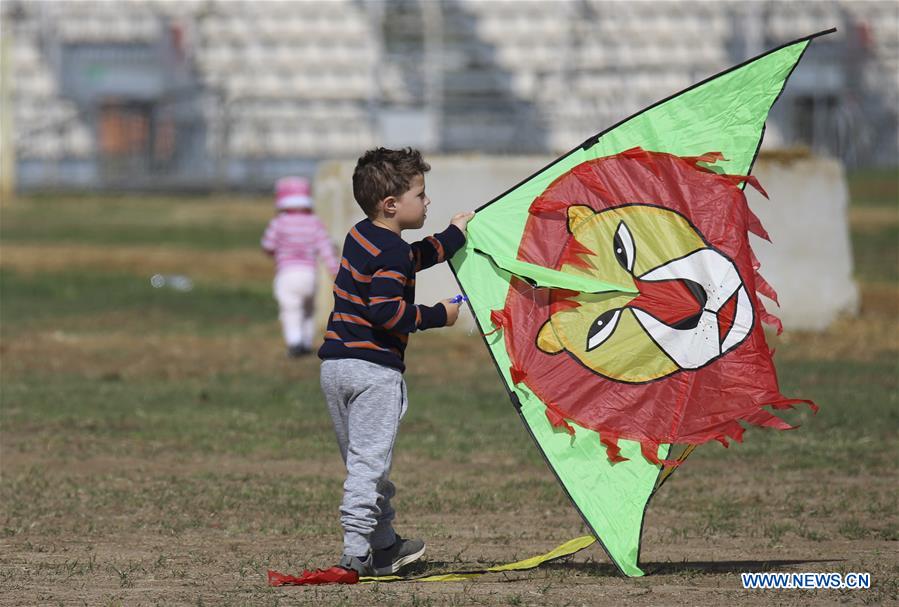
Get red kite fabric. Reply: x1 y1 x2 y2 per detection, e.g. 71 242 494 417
501 148 816 465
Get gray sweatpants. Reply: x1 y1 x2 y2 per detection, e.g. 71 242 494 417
320 358 408 557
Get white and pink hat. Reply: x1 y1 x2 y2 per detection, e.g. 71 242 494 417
275 176 312 210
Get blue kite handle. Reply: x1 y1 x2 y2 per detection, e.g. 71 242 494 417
450 294 468 304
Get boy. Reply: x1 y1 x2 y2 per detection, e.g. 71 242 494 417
262 176 339 357
318 148 474 576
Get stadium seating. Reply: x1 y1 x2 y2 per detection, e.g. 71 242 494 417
3 0 897 170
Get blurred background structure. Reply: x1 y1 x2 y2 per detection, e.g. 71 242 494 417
1 0 897 193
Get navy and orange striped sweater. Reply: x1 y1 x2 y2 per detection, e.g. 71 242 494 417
317 219 466 372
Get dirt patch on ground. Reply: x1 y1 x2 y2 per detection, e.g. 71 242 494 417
849 205 899 229
0 327 303 382
1 452 895 606
770 283 898 362
0 244 272 285
166 199 274 226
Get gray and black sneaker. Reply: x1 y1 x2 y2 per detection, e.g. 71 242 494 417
337 553 374 576
372 536 426 575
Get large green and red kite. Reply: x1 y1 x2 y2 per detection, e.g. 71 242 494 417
450 31 829 577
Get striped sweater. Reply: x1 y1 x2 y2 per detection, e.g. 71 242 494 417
317 219 466 372
261 211 340 275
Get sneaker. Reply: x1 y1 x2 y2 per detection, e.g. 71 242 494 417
337 552 374 576
287 345 311 358
372 536 426 575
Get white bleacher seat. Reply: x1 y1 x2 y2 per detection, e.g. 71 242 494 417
510 71 535 97
12 39 40 68
227 129 250 156
227 73 254 98
243 42 267 65
224 16 251 42
64 125 94 158
20 71 54 98
28 133 63 160
255 72 282 98
270 130 292 155
270 42 293 68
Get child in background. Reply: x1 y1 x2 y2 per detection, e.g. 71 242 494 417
262 176 340 358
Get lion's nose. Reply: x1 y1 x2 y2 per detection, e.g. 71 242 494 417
630 277 706 329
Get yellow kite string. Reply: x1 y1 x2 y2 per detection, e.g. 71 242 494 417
359 535 596 584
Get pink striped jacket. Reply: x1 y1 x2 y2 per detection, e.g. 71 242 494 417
261 212 340 275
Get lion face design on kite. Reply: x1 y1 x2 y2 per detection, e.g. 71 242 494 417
535 204 753 383
499 148 809 461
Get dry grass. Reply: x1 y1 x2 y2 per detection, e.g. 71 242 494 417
848 206 899 230
1 190 897 606
0 327 294 381
1 243 272 285
771 283 899 363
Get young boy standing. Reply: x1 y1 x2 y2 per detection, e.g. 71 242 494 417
318 148 474 576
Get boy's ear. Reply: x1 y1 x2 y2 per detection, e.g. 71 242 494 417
380 196 398 216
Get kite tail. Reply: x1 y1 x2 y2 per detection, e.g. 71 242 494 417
268 567 358 586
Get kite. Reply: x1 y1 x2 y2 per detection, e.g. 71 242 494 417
267 30 830 587
449 31 829 577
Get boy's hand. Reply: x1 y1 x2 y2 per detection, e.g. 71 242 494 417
450 211 476 234
440 299 461 326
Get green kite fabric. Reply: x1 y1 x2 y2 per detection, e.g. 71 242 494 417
450 31 830 577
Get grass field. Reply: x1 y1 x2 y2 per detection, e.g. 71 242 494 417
1 170 897 606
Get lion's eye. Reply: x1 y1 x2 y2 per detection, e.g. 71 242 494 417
613 222 635 273
586 309 621 351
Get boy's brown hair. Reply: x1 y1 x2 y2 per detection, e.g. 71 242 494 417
352 147 431 218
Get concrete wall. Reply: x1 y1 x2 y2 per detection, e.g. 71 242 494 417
745 154 858 331
312 153 857 333
311 155 549 333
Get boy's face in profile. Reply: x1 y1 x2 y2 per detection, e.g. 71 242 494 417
393 174 430 230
